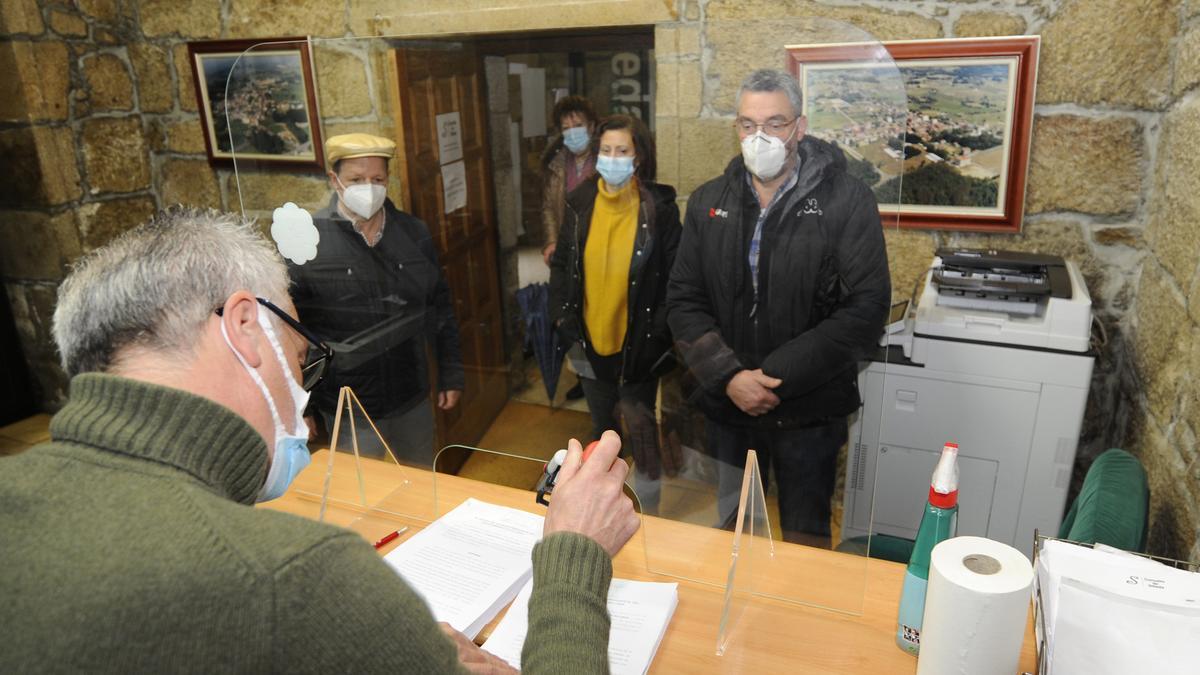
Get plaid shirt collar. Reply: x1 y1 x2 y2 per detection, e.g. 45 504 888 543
746 156 801 308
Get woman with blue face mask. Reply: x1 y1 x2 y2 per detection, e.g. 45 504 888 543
547 115 683 514
541 96 598 267
541 97 599 402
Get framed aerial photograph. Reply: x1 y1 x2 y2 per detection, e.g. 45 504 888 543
187 38 324 170
788 36 1040 233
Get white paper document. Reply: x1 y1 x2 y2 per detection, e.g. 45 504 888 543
1037 539 1200 673
1050 576 1200 675
482 577 679 675
441 160 467 214
382 498 544 639
435 111 463 164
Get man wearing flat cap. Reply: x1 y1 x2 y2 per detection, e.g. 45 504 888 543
287 132 464 466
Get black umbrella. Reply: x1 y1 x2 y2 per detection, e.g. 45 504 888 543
516 282 565 401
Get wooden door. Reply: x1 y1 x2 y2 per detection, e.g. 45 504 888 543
392 44 508 456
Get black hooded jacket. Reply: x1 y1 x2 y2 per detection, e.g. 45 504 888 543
666 136 890 428
548 176 682 384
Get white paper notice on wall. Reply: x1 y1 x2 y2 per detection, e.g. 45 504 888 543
442 160 467 214
436 111 463 164
521 67 546 138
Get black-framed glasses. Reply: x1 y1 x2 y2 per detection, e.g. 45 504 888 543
734 116 798 137
215 297 334 392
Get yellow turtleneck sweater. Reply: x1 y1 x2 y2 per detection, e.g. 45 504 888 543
583 178 639 356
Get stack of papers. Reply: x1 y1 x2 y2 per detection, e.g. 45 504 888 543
482 578 679 675
1036 540 1200 674
383 498 544 638
382 497 680 673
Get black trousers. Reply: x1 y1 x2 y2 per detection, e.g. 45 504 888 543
579 377 657 443
708 417 847 544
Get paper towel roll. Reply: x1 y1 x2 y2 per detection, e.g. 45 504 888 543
916 536 1033 675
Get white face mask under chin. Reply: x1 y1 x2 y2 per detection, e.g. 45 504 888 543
220 304 312 502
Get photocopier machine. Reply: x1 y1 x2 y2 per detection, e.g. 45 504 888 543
841 249 1095 557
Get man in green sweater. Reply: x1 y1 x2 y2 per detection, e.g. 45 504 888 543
0 207 639 673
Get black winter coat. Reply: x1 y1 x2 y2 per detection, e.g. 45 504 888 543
289 195 465 418
549 177 682 384
667 137 891 429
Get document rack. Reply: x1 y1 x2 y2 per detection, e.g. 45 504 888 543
1030 531 1199 674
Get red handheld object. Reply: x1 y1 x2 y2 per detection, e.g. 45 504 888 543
582 440 601 462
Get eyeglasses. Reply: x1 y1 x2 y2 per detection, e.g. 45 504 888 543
734 116 798 137
215 297 334 392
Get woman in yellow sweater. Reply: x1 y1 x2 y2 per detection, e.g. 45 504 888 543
548 115 682 512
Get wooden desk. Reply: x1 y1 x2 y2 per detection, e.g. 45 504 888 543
266 451 1038 674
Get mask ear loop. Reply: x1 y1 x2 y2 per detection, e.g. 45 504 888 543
332 173 350 201
220 312 286 437
785 116 802 143
784 118 803 167
253 304 309 435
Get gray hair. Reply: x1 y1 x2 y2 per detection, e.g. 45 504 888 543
53 207 290 377
736 69 804 117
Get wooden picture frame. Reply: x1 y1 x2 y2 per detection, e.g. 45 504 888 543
788 36 1040 233
187 37 324 171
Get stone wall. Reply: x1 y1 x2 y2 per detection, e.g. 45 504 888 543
1 0 1197 559
0 0 403 404
1123 0 1200 562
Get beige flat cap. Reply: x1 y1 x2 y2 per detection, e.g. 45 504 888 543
324 133 396 166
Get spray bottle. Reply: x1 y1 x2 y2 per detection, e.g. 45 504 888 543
896 442 959 655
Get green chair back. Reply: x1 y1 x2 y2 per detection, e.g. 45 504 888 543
1058 448 1149 553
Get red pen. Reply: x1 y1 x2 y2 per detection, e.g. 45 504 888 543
373 526 409 549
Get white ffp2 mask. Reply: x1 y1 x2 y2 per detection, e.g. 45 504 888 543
741 131 793 181
336 176 387 220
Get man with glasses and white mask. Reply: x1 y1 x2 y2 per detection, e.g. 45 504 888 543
289 132 464 466
667 69 890 548
0 207 639 673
